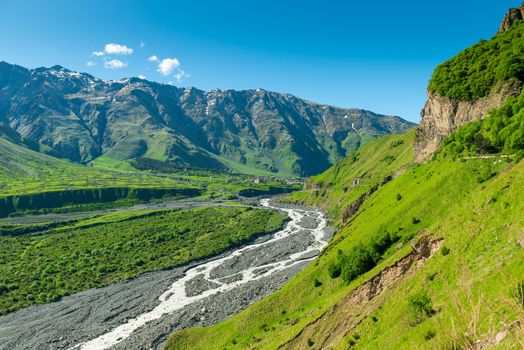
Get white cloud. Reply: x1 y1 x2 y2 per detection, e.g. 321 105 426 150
138 74 146 79
157 58 180 76
140 41 146 48
104 43 133 55
148 55 158 62
92 51 105 57
86 61 96 67
174 70 190 83
104 59 127 69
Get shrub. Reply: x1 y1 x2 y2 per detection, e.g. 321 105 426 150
441 246 450 256
412 217 421 224
424 329 436 340
347 333 360 347
339 230 400 284
382 154 396 163
396 193 402 201
515 281 524 306
341 246 375 283
327 262 342 279
313 279 323 287
408 290 436 325
327 249 345 279
427 272 438 281
389 140 404 148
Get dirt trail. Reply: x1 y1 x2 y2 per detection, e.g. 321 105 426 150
280 236 443 350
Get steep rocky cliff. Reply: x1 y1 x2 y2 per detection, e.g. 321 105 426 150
414 5 524 162
414 82 520 162
499 2 524 33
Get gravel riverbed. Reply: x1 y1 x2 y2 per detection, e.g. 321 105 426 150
0 199 334 350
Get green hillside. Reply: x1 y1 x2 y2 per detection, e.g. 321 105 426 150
165 14 524 348
0 134 297 217
166 130 524 349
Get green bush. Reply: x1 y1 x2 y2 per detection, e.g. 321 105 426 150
408 290 436 325
515 281 524 306
327 262 342 278
424 329 436 341
341 246 376 283
337 230 400 284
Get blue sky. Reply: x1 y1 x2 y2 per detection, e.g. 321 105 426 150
0 0 519 122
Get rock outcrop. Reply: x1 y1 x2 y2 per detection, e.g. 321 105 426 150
499 2 524 33
413 82 520 162
414 4 524 163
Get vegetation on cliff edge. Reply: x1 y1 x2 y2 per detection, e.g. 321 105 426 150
429 21 524 101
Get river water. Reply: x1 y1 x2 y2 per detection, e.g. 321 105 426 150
0 199 332 350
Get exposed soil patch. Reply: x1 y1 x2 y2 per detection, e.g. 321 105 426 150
279 235 443 350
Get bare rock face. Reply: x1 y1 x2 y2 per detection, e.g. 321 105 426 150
413 82 520 162
499 3 524 33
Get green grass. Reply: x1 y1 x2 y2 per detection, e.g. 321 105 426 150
166 133 524 349
429 21 524 101
0 133 301 218
288 130 415 222
0 206 287 315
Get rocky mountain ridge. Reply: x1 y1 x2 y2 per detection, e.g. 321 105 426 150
499 2 524 33
0 62 415 176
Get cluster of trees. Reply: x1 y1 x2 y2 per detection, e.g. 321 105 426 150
327 229 400 283
0 186 201 217
131 157 231 176
0 206 286 315
429 22 524 101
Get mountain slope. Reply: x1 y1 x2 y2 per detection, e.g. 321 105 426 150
0 62 415 176
166 132 524 350
0 123 75 180
165 6 524 349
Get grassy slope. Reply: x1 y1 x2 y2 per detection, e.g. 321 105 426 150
0 134 296 207
289 130 415 221
0 135 196 197
0 206 287 315
166 134 524 349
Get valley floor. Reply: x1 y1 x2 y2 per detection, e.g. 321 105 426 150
0 199 334 350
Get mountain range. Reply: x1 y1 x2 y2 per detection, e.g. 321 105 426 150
0 62 415 176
